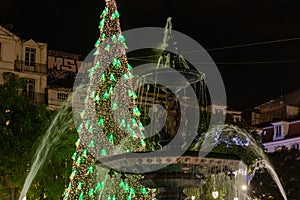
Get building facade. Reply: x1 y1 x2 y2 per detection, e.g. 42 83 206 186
0 25 47 103
252 90 300 152
46 50 86 110
251 90 300 126
0 26 88 109
47 87 72 110
208 101 243 124
258 119 300 152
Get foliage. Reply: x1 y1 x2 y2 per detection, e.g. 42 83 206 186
26 119 78 200
0 74 51 199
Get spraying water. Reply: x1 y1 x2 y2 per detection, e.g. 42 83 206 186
191 124 287 200
251 159 288 200
160 17 172 51
18 102 73 200
264 162 287 200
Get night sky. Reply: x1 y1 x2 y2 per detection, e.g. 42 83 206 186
1 0 300 109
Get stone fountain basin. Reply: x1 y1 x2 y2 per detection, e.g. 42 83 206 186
96 151 242 175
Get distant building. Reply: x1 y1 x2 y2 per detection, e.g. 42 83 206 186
252 89 300 152
257 119 300 152
47 50 82 80
47 87 71 110
251 89 300 126
46 50 82 109
208 101 244 124
0 25 47 103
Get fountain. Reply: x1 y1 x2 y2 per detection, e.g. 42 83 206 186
98 150 247 199
95 57 249 198
19 0 288 200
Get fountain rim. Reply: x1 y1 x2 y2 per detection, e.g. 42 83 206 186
97 150 241 162
95 150 242 174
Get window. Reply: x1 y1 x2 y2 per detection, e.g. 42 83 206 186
214 108 224 115
24 79 35 98
233 115 242 123
25 47 36 66
273 124 284 141
275 125 282 137
57 93 68 101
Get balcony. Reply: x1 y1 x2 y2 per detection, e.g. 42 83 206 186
30 92 46 104
20 91 46 104
14 60 47 74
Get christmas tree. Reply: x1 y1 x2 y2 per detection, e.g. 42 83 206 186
63 0 155 199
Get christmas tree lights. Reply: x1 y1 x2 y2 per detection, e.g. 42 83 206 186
63 0 155 199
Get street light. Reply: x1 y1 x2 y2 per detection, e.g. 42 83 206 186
241 185 247 191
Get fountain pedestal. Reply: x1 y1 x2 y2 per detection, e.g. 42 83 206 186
141 173 203 199
156 188 187 200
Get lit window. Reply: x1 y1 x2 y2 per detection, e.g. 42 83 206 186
273 125 284 140
233 115 242 123
25 47 36 66
57 93 68 101
275 125 282 138
215 108 224 115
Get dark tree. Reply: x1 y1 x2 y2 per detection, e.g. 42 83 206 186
0 74 51 199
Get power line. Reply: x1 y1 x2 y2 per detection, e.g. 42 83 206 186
127 36 300 65
194 60 300 65
127 36 300 60
128 57 300 65
182 36 300 54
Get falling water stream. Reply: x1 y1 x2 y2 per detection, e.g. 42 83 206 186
193 124 288 200
253 160 288 200
18 103 73 200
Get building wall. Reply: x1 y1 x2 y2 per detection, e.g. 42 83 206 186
47 88 72 110
0 26 48 103
287 105 299 118
47 50 83 79
260 120 300 152
252 90 300 125
0 29 21 84
252 105 287 125
251 112 260 126
264 137 300 152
